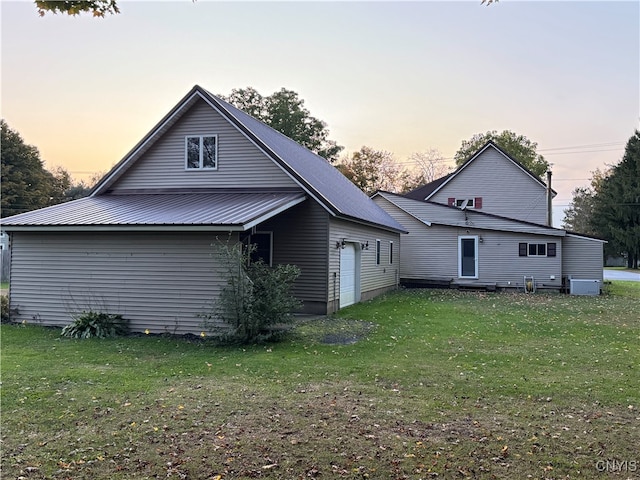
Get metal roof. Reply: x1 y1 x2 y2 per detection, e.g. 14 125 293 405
375 191 566 237
91 85 407 234
207 91 407 233
1 192 306 231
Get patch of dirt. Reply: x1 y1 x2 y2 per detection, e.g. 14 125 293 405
293 317 376 345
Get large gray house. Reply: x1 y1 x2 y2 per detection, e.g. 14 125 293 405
372 142 605 293
2 85 406 334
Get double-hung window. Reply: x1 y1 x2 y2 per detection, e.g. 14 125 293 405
186 135 217 170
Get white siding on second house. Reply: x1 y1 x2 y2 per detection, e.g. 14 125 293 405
562 234 604 281
429 147 550 225
9 231 232 335
372 196 563 289
112 98 298 192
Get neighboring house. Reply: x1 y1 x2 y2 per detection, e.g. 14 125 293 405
1 85 405 334
373 142 605 292
404 141 555 226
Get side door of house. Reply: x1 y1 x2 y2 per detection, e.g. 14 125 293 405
340 243 357 307
458 236 478 279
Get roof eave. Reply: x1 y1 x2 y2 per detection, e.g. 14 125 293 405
2 225 249 233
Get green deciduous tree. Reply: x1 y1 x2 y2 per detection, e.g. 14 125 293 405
591 131 640 268
35 0 119 17
2 120 58 217
454 130 550 179
336 146 426 196
222 87 344 163
0 120 88 217
337 147 396 196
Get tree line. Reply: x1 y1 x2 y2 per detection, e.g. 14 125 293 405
563 131 640 269
1 120 98 218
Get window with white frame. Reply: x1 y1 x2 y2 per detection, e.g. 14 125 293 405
389 241 394 265
376 239 381 265
186 135 217 170
448 197 483 209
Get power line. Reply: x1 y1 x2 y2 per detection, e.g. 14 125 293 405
538 141 625 152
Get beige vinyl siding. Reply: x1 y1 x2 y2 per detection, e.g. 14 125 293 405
562 234 604 281
430 148 549 225
113 98 298 191
9 232 230 335
257 200 330 314
328 219 400 310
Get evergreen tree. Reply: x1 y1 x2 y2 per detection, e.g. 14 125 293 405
592 131 640 268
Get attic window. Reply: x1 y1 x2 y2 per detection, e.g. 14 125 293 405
186 135 217 170
448 197 483 209
456 198 474 208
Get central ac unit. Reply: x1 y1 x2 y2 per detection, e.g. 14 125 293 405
570 279 600 296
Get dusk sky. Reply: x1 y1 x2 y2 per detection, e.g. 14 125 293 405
1 1 638 227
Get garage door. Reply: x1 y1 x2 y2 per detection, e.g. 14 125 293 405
340 243 356 308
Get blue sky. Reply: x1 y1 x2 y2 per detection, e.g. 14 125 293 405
1 1 638 226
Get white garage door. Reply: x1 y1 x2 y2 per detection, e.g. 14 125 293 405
340 243 356 308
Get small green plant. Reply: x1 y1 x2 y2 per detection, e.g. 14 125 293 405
61 311 128 339
1 295 9 323
202 238 301 343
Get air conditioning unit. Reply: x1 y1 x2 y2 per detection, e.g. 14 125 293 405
569 279 600 296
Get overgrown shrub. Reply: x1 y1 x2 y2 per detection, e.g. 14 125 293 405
1 295 9 323
61 311 129 339
202 239 301 343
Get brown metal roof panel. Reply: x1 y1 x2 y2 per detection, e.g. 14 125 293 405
1 192 306 229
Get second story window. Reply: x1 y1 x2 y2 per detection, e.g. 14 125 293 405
186 135 217 170
448 197 483 209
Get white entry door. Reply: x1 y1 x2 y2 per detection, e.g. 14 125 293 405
340 243 357 308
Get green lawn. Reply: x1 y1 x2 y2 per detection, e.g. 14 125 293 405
2 286 639 479
1 282 8 290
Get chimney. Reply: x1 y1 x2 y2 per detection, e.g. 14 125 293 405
546 170 553 227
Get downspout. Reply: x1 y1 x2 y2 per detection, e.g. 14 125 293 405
546 170 553 227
